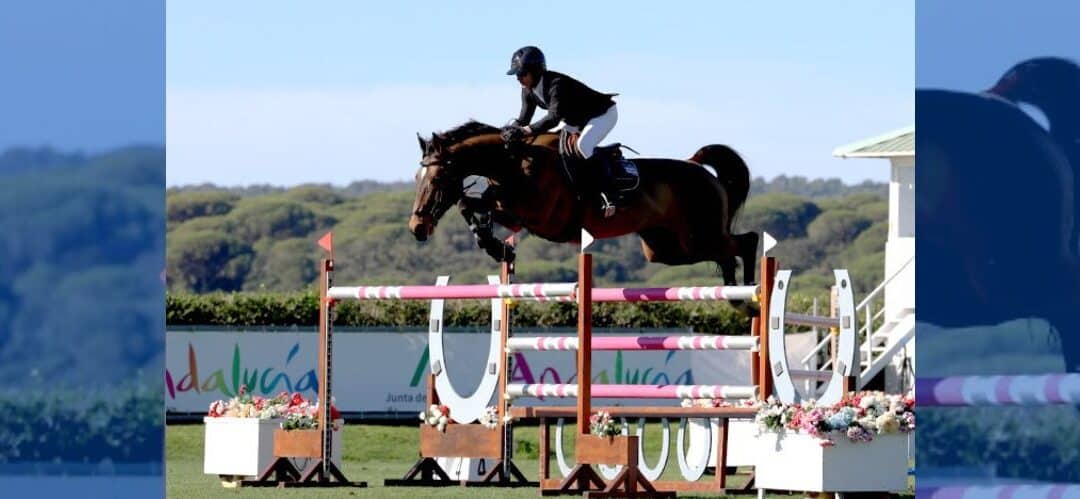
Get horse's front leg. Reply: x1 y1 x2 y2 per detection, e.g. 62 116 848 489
458 200 516 263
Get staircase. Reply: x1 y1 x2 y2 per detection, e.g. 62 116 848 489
798 257 915 394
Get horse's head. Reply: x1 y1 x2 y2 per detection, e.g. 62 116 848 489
409 132 465 241
409 121 507 241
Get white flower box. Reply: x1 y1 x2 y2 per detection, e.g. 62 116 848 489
203 417 344 481
755 431 908 493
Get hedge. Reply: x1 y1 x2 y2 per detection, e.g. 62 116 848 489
166 291 824 332
0 382 162 464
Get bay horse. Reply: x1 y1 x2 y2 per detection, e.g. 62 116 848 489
917 87 1080 375
407 121 759 286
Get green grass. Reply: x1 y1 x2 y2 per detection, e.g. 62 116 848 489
168 423 912 498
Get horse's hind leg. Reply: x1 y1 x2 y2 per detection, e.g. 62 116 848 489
717 258 737 286
735 232 760 284
638 229 694 265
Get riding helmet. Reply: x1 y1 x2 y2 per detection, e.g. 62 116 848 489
506 46 546 76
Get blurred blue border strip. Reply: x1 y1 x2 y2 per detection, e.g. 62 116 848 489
0 0 165 497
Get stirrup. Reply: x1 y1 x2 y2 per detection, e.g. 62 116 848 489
600 193 617 218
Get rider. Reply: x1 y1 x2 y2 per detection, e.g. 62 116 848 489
501 46 623 217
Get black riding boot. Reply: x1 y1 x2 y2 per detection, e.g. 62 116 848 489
591 153 621 218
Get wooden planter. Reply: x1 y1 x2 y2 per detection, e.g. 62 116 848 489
755 431 909 493
273 421 345 460
576 434 636 465
418 423 502 459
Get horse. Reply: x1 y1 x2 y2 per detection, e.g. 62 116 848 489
407 121 760 286
916 87 1080 375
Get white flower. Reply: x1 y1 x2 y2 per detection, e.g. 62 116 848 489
419 411 426 421
438 415 448 425
875 413 900 434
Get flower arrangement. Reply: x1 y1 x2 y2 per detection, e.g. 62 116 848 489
420 404 451 432
478 406 499 429
206 385 290 420
279 396 342 431
206 386 341 430
754 391 914 446
589 410 622 437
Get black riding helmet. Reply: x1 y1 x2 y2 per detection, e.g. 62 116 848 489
506 46 546 76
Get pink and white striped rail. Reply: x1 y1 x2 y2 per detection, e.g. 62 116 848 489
921 484 1080 499
917 373 1080 407
590 285 757 302
505 335 758 352
328 283 759 302
505 383 757 400
327 282 576 300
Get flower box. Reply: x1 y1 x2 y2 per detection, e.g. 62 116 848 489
755 431 908 493
203 417 344 482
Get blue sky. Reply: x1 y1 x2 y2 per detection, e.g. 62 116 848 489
917 0 1080 89
0 0 164 152
166 1 913 187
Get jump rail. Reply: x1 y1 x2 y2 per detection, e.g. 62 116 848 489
917 373 1080 407
505 383 759 400
505 335 758 352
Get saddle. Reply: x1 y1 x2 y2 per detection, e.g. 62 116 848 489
558 130 641 199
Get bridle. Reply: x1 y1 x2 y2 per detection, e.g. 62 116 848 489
413 154 458 221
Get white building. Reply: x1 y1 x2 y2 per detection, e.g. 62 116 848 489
832 126 915 393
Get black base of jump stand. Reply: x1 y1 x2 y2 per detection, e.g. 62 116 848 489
384 457 537 488
242 457 367 488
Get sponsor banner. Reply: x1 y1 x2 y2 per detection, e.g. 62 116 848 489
167 330 815 414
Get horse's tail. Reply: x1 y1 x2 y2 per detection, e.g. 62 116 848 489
689 144 752 227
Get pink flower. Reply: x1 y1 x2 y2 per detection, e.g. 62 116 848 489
238 385 247 396
290 393 305 407
208 400 227 417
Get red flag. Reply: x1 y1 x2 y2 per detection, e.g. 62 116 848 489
317 231 333 254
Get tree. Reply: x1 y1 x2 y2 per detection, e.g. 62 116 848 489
167 230 253 292
736 193 822 240
167 190 239 223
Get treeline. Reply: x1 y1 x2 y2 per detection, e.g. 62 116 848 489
165 179 889 298
0 146 165 387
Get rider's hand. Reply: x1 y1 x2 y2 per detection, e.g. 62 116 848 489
500 125 525 144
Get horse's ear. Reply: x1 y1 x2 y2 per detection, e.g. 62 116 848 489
417 132 427 152
430 133 444 152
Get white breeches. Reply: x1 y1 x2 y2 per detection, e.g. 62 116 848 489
551 104 618 159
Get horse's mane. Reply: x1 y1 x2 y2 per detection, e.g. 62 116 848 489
437 121 501 144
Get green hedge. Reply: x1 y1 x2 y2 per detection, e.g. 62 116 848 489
0 382 162 463
919 407 1080 482
167 291 824 332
